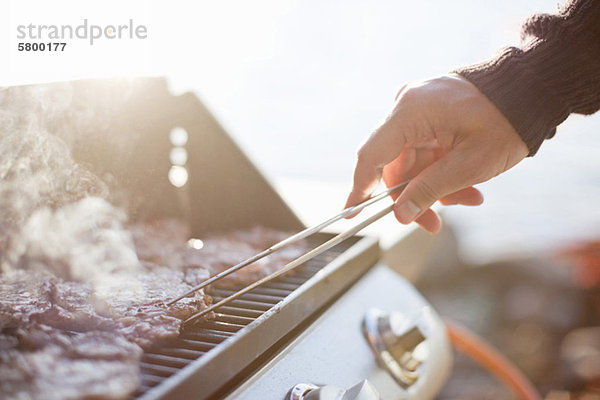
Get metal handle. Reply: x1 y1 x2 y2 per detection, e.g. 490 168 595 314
362 308 425 388
288 380 380 400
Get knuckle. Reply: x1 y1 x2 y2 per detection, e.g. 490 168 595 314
412 179 441 203
355 144 373 165
396 85 423 105
396 87 415 103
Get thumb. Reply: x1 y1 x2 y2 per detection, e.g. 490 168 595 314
393 150 480 224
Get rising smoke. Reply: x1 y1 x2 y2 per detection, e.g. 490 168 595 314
0 83 141 281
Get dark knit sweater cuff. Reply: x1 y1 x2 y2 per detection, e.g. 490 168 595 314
455 42 571 156
455 0 600 157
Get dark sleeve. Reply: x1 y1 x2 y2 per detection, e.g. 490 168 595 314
455 0 600 155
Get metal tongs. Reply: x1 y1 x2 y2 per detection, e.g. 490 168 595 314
170 181 408 325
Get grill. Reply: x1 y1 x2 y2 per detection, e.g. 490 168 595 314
3 77 457 400
8 78 381 399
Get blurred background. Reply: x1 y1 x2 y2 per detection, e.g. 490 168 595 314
3 0 600 397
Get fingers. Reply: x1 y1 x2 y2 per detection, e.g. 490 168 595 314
439 186 484 206
344 156 383 211
393 150 481 224
382 148 417 201
392 188 481 233
345 118 408 211
414 208 442 234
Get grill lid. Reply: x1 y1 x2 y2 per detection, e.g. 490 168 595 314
12 77 304 233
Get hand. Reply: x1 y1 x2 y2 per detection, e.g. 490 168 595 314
345 74 529 233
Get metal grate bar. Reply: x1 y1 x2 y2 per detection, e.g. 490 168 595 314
247 287 294 297
140 363 179 377
147 347 206 360
257 281 298 291
172 340 215 352
180 329 232 340
138 384 156 393
142 354 190 369
141 375 164 385
276 276 309 285
207 298 273 311
210 289 284 305
212 313 254 325
214 306 263 319
194 320 245 333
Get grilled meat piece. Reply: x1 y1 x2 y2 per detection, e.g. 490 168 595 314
0 271 56 329
0 327 142 400
128 218 191 266
198 227 309 287
93 264 211 348
31 280 113 332
0 333 18 351
130 220 308 288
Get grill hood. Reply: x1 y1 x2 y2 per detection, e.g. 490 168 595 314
9 77 303 233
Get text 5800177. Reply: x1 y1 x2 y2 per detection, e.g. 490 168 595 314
18 42 67 51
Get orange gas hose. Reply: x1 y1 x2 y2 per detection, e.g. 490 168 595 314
445 320 542 400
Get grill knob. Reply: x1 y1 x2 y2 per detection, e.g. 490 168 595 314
288 380 380 400
361 308 426 388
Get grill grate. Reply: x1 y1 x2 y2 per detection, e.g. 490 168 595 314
134 237 352 398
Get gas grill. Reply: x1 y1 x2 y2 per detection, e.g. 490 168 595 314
9 77 452 399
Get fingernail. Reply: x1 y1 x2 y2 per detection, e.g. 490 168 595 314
396 201 421 223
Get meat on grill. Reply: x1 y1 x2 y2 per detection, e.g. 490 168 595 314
91 264 211 348
198 227 310 287
30 279 114 332
1 222 306 399
0 327 142 400
0 266 211 348
0 270 56 329
0 266 210 399
130 220 308 288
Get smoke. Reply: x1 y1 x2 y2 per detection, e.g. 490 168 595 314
0 83 141 281
3 198 140 281
0 86 108 236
